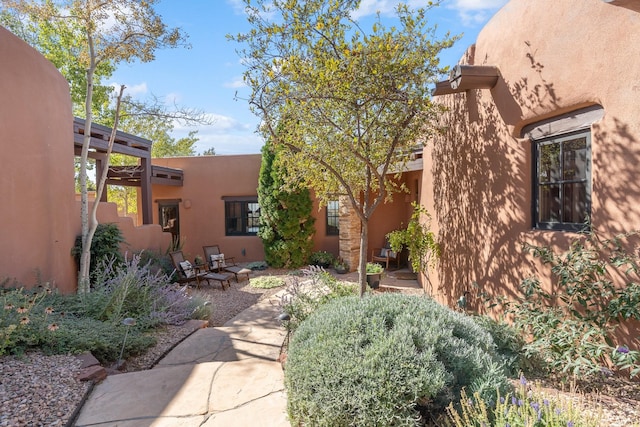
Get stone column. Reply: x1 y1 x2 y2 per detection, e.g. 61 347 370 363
338 195 361 272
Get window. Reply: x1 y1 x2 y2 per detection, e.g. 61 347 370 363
526 106 601 231
326 200 339 235
534 131 590 230
225 199 260 235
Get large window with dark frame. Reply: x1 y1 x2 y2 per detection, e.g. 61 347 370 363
326 200 339 236
534 130 591 231
224 198 260 236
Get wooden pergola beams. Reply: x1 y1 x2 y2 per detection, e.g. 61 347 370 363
432 65 500 96
73 117 183 225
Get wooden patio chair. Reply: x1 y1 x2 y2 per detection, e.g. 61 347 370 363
169 251 232 290
203 245 251 283
371 246 400 270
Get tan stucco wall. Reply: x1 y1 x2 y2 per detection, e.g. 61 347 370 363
0 26 78 292
151 155 264 263
423 0 640 315
0 26 174 293
150 155 346 264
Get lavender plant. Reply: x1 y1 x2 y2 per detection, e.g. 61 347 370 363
446 375 601 427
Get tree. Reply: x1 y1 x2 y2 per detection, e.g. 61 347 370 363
1 0 188 293
258 138 315 268
107 113 200 218
230 0 457 295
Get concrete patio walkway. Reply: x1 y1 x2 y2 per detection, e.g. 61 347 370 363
73 270 421 426
74 293 290 427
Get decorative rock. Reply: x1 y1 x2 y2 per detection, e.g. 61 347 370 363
75 352 101 369
77 365 107 382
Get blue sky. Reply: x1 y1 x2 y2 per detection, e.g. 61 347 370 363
110 0 507 155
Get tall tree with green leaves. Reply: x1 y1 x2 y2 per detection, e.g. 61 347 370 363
1 0 189 293
258 138 315 268
230 0 457 294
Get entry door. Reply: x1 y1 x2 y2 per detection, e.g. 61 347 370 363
159 202 180 246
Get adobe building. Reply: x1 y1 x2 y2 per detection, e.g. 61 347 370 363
0 24 417 293
422 0 640 322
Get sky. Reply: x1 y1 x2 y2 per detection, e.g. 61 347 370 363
110 0 508 156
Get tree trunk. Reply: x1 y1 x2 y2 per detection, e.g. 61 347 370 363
358 217 368 297
78 53 96 294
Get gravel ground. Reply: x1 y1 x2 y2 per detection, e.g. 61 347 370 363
1 269 639 426
0 269 289 427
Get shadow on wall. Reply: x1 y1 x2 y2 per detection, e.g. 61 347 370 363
433 40 640 314
432 43 561 313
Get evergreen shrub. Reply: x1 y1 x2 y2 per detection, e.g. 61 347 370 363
285 294 510 426
71 223 126 282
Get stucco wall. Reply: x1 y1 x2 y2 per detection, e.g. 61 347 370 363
151 155 349 264
423 0 640 314
150 155 416 269
0 26 78 292
0 26 175 293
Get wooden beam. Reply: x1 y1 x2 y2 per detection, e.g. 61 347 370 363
449 65 500 91
431 80 458 96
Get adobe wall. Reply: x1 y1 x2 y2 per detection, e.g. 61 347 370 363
422 0 640 317
151 155 348 264
0 26 77 293
151 155 263 263
151 155 414 270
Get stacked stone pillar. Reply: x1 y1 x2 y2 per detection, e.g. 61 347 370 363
338 195 361 272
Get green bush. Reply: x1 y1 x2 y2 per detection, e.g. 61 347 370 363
487 228 640 379
249 276 286 289
71 223 126 282
472 315 538 377
309 250 334 267
0 285 60 356
258 141 316 268
42 315 156 364
64 253 212 329
280 268 358 333
285 294 510 426
138 250 174 277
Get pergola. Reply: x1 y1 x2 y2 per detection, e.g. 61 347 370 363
73 117 183 225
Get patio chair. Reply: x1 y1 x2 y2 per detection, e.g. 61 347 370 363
371 245 400 270
169 251 232 290
203 245 252 282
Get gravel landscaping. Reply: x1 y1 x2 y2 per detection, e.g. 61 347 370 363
0 270 287 427
1 269 639 426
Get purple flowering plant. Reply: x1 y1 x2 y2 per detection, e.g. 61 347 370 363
446 376 600 426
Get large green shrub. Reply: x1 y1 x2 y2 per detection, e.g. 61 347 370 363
60 253 212 329
285 294 510 426
1 254 210 362
258 140 315 268
71 223 126 282
41 315 156 364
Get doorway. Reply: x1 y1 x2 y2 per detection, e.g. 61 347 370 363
159 201 180 247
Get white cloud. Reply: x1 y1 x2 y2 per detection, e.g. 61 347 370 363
172 111 263 154
224 76 246 89
195 132 264 155
174 113 251 134
163 92 182 105
113 82 148 97
448 0 508 26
